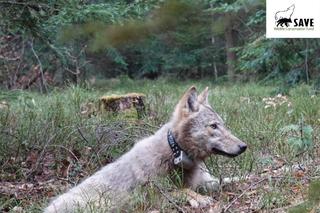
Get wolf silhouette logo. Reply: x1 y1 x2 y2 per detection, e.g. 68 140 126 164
275 4 295 27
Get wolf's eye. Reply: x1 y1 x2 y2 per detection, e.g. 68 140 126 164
210 123 218 129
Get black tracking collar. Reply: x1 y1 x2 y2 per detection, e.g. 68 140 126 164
167 130 182 158
167 130 194 169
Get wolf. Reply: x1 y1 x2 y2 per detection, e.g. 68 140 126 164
44 86 247 212
275 4 295 21
276 18 292 27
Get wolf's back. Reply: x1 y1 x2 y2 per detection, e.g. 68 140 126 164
44 171 114 213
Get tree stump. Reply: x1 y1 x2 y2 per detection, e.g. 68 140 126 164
99 93 146 119
0 101 9 111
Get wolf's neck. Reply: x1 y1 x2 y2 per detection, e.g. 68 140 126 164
128 122 175 175
145 122 175 170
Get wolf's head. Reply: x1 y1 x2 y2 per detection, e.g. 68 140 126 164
171 86 247 160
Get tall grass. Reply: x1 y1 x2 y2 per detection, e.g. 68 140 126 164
0 79 319 212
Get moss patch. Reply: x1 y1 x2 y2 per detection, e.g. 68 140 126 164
99 93 146 119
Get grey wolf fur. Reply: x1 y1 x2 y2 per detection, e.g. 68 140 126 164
44 86 247 212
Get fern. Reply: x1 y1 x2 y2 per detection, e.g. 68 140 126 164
280 119 313 153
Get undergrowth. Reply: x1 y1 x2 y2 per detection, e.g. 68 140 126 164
0 79 319 212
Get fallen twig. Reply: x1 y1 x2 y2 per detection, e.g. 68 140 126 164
77 127 90 144
222 178 267 212
48 145 79 162
154 182 186 213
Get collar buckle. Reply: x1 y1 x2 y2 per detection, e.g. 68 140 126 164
168 130 194 169
173 151 194 169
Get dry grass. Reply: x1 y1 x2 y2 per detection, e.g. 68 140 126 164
0 78 319 212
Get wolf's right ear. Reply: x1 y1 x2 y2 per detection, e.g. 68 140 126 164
172 86 199 121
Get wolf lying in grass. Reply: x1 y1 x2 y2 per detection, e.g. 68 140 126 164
44 86 247 212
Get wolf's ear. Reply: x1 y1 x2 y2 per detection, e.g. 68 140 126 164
184 86 198 112
173 86 199 121
198 87 209 105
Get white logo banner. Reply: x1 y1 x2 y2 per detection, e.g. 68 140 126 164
266 0 320 38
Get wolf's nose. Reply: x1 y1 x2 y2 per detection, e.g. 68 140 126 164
238 144 247 152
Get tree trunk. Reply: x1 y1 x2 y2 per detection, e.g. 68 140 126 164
213 62 218 80
225 27 237 81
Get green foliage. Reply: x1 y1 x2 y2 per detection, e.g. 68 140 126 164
280 118 313 153
259 190 289 210
309 180 320 204
313 77 320 93
238 39 298 77
288 180 320 213
1 0 320 87
238 37 320 85
106 47 128 68
288 202 313 213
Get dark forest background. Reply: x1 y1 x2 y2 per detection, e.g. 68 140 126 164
1 0 319 92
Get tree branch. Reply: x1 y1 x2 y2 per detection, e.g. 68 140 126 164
0 1 50 8
30 40 48 93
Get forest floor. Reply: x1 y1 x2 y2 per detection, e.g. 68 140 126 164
0 78 319 212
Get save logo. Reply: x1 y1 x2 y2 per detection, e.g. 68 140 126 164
274 4 314 28
266 0 320 38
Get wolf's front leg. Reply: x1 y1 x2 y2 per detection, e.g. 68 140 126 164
184 161 220 194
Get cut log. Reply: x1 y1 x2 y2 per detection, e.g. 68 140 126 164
99 93 146 119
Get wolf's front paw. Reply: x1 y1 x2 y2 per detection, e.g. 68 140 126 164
195 180 220 194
